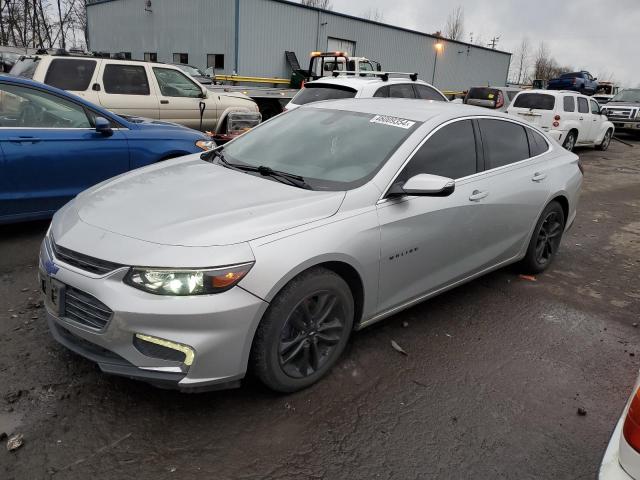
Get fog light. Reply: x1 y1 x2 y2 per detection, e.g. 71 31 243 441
134 333 195 366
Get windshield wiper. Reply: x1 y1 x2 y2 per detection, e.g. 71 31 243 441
203 148 311 190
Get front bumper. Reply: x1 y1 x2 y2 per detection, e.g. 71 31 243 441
599 415 635 480
40 239 269 392
610 121 640 133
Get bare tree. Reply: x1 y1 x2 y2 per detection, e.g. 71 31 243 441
444 5 464 41
301 0 333 10
532 41 573 81
362 8 384 22
511 37 530 84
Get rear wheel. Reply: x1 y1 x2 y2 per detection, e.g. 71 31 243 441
251 268 354 392
563 131 577 152
596 129 612 151
520 201 566 274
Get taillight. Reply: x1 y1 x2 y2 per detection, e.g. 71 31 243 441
552 121 560 127
624 388 640 452
577 159 584 175
554 115 561 121
495 91 504 109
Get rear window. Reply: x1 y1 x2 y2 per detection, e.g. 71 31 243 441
9 57 39 78
44 58 97 91
467 87 500 100
561 73 581 78
513 93 555 110
291 84 356 106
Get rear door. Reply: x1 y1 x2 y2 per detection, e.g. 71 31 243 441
509 92 556 130
475 118 551 262
96 61 160 119
151 66 213 130
0 81 129 220
576 96 591 142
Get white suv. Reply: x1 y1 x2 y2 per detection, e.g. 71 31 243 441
10 53 258 132
507 90 614 152
285 73 448 111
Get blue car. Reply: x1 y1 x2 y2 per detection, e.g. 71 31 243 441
0 75 214 224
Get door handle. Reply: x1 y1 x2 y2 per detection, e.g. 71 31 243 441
579 117 584 120
8 136 41 143
160 100 169 104
469 190 488 201
532 172 547 182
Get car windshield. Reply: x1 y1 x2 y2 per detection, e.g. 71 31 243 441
221 107 419 191
513 93 555 110
610 90 640 103
9 57 39 78
291 84 357 105
177 64 204 76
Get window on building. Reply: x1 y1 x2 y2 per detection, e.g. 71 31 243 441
144 52 157 62
103 64 150 95
207 54 224 70
44 58 96 91
173 53 188 64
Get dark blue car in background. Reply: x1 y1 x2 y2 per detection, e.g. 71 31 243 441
0 75 214 224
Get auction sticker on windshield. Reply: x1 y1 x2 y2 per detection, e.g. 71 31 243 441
370 115 416 129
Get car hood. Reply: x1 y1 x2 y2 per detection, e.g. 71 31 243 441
604 101 640 108
119 115 192 130
74 155 346 247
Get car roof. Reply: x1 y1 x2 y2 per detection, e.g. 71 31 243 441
306 75 433 89
305 97 512 123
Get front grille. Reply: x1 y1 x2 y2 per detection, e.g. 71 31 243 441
64 286 113 330
604 108 635 119
49 234 123 275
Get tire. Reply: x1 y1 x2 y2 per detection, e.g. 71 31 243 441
520 201 566 274
596 129 612 151
251 267 354 393
563 131 577 152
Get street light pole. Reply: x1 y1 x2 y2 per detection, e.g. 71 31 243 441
432 41 443 86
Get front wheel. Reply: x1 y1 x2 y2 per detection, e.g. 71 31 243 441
520 201 566 274
563 131 577 152
596 129 612 151
251 268 354 392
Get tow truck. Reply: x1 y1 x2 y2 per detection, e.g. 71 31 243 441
208 51 381 120
593 82 620 105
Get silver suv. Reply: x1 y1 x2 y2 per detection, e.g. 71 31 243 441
41 99 583 392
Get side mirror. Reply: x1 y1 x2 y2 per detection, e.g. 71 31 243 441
388 173 455 197
199 89 207 99
94 116 113 136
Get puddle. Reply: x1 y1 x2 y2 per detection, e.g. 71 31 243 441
0 412 23 436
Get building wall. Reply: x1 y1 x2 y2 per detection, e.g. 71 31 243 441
87 0 511 90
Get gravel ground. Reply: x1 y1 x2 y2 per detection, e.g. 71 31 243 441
1 135 639 480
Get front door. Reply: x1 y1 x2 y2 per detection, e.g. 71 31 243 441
588 98 603 142
576 96 591 143
151 66 216 131
376 119 488 314
0 82 129 220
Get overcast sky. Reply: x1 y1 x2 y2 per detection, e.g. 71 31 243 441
327 0 639 87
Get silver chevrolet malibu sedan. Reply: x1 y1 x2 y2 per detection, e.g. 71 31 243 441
41 99 583 392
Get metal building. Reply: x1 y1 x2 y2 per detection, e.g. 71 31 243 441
86 0 511 91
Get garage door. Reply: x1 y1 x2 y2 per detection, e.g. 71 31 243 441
327 37 355 56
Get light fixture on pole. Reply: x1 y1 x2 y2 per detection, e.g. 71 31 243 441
432 41 443 85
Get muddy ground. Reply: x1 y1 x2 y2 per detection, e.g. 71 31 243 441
1 136 639 479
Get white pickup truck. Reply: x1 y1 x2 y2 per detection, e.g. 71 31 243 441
10 52 259 133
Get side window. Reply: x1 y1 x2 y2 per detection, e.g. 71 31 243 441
373 86 389 98
563 96 575 112
388 83 416 98
478 119 530 169
577 97 589 114
414 84 445 101
359 61 374 72
103 64 150 95
0 83 90 128
590 99 600 114
153 67 202 98
526 128 549 157
399 120 477 181
44 59 97 91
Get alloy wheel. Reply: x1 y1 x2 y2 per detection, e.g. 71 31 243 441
602 131 612 150
564 134 576 152
278 290 348 379
535 211 563 265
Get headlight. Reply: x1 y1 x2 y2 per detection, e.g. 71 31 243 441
195 139 216 151
124 263 254 296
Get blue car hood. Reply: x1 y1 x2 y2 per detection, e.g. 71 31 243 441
120 115 191 130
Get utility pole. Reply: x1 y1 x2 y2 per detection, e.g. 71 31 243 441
488 36 500 49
